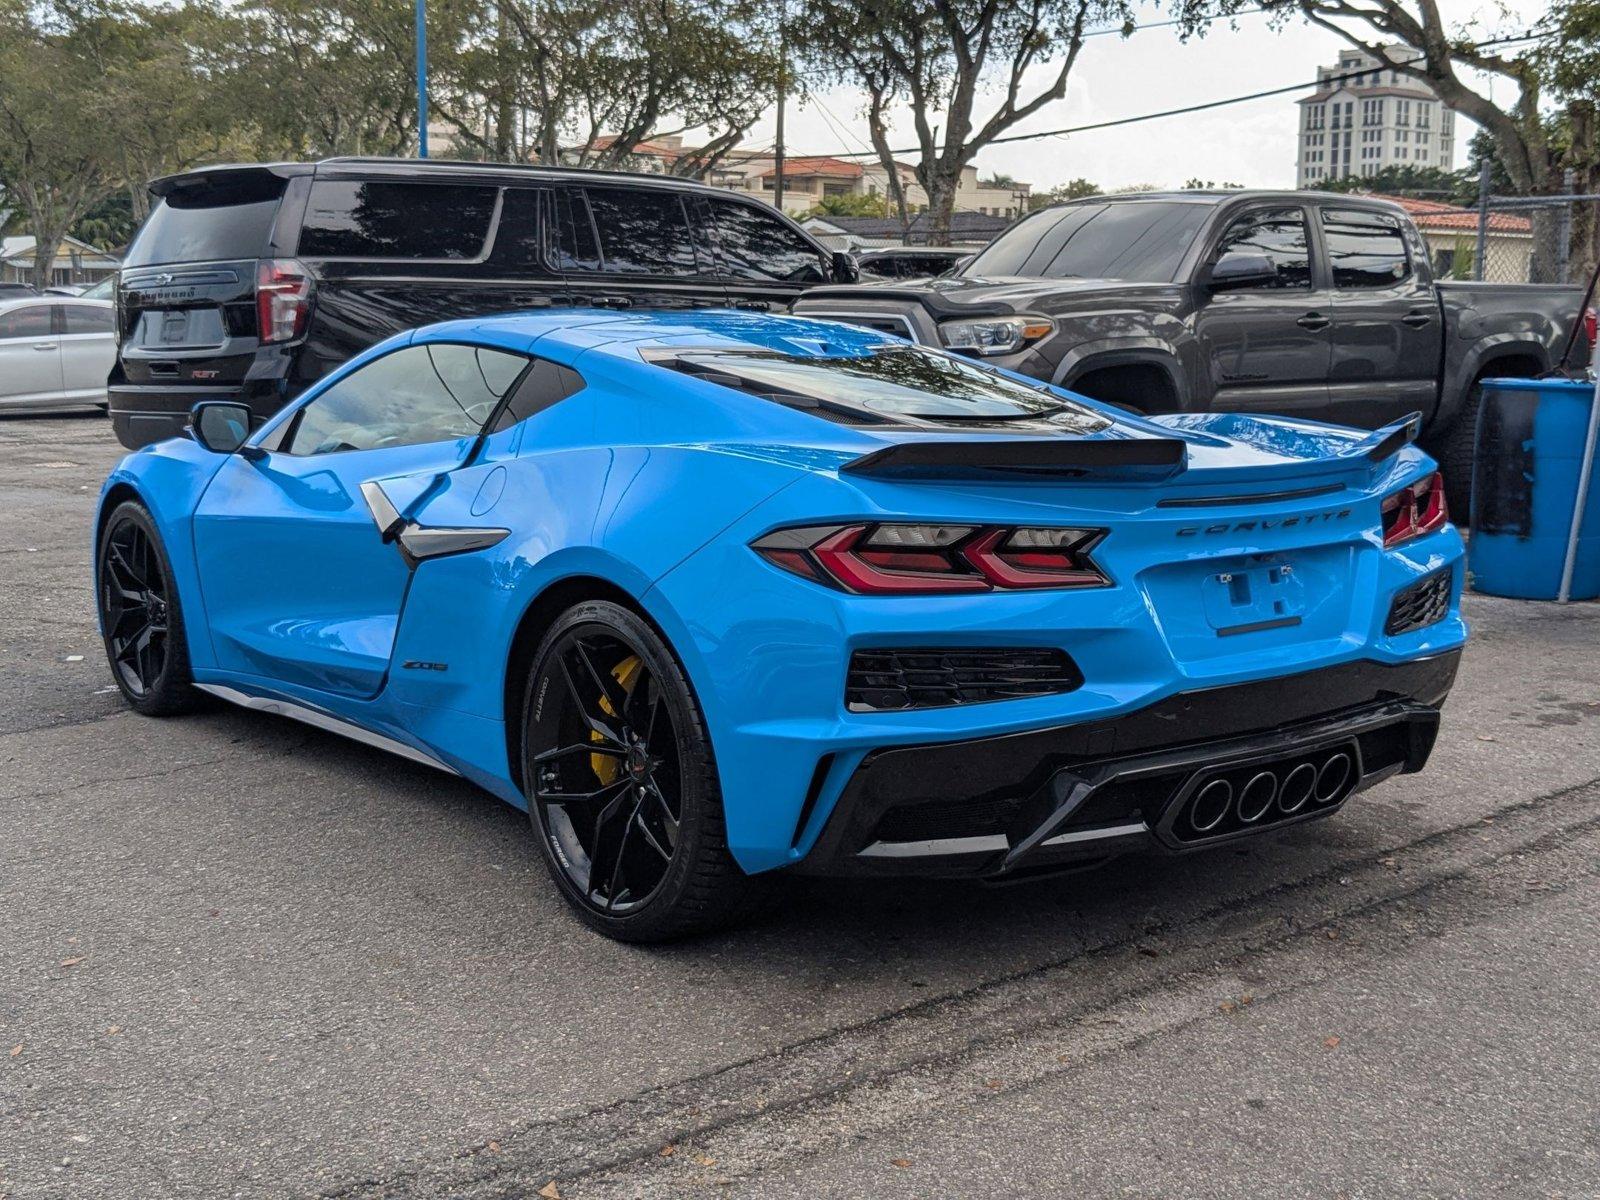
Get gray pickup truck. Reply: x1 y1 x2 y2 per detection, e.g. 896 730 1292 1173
795 190 1586 510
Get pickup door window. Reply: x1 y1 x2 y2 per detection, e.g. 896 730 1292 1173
1320 208 1442 428
1193 207 1334 417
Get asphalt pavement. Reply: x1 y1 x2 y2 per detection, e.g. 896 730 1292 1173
2 414 1597 1199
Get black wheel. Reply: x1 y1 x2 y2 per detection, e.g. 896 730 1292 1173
95 501 202 716
521 601 764 942
1426 378 1486 519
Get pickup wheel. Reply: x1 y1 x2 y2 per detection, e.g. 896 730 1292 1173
1428 379 1483 520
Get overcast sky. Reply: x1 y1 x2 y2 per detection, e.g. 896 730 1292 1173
718 0 1550 192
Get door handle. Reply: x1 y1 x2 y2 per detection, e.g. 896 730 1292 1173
32 342 58 351
1295 313 1331 331
1401 309 1434 328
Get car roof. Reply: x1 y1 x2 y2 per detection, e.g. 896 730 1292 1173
409 308 894 361
149 157 750 201
1056 189 1408 216
0 295 110 312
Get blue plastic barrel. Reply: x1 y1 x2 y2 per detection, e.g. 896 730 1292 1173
1468 378 1600 600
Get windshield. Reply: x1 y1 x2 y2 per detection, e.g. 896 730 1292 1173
964 201 1209 282
662 345 1111 432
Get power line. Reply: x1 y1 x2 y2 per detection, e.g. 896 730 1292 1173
808 32 1539 161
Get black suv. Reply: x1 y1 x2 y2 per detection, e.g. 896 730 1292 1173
109 157 856 448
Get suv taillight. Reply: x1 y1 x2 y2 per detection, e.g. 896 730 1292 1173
1381 471 1448 548
752 523 1109 594
257 259 311 344
1585 306 1598 349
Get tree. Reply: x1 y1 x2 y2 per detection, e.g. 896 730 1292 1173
0 0 123 287
1027 177 1102 210
806 192 888 218
1182 177 1244 189
793 0 1134 240
1173 0 1600 278
427 0 778 178
229 0 430 158
1317 163 1473 203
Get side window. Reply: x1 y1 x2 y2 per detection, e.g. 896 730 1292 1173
1213 208 1312 289
1321 209 1410 288
489 359 586 432
0 306 53 338
707 198 827 283
285 343 528 455
298 180 498 260
584 187 699 276
489 187 551 271
552 188 600 271
64 305 114 334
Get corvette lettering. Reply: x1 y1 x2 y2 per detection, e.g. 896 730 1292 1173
1176 508 1355 536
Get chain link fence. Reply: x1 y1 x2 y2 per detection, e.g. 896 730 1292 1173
1432 170 1600 286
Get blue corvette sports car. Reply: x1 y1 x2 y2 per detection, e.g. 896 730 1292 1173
95 309 1465 940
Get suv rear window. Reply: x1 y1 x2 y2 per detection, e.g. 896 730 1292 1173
299 180 498 260
125 175 285 268
655 345 1110 432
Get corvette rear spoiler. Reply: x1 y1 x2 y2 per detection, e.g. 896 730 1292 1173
1353 412 1424 465
840 437 1188 482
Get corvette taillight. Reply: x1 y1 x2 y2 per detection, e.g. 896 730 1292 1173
1381 471 1449 548
752 523 1109 594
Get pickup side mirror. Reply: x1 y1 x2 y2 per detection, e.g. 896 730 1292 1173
830 251 860 284
1207 252 1279 292
190 401 254 455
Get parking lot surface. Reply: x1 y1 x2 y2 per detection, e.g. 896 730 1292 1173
3 415 1598 1199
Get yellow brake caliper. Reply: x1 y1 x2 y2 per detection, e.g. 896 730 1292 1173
591 655 643 783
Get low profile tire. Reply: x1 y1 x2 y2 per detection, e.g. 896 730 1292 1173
95 500 203 716
521 600 766 942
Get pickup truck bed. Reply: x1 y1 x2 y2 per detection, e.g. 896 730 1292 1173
796 190 1586 510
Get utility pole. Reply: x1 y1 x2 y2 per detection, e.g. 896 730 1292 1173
415 0 429 158
773 4 786 213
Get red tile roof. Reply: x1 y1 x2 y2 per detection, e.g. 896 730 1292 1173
757 156 865 180
1370 193 1531 233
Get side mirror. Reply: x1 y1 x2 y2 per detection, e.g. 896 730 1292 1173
830 251 860 284
190 401 255 455
1206 252 1278 291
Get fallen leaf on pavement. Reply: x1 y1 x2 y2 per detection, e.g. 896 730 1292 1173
60 957 84 968
486 1141 500 1153
1240 994 1254 1006
1476 734 1496 742
537 1183 560 1200
9 1044 21 1057
891 1158 912 1169
694 1154 717 1167
1219 1001 1237 1013
984 1078 1002 1089
659 1144 676 1157
1323 1036 1341 1049
107 1026 122 1035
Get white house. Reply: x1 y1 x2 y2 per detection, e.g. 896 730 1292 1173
0 234 121 288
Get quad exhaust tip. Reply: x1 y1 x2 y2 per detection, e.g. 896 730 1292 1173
1236 771 1277 823
1176 746 1359 842
1277 762 1317 815
1315 752 1352 804
1188 778 1233 834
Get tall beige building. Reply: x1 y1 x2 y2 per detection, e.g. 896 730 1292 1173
1296 45 1456 187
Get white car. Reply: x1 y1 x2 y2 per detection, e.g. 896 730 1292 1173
0 296 116 413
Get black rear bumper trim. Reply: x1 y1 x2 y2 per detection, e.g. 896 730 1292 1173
795 652 1459 879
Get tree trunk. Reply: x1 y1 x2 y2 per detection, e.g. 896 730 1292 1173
923 174 957 245
31 233 62 292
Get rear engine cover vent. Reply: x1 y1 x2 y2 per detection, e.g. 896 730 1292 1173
847 647 1082 712
1385 568 1452 637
